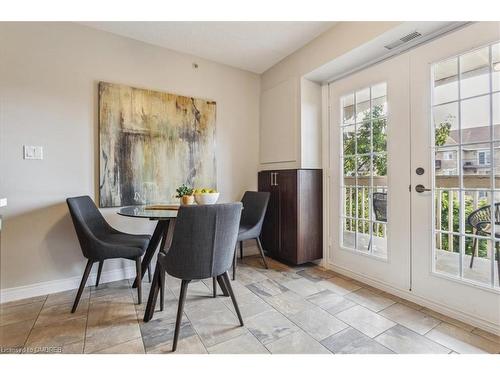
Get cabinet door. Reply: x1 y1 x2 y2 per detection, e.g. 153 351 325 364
275 170 298 263
260 79 298 164
297 169 323 263
258 171 279 256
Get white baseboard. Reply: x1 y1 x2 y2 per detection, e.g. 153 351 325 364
0 265 137 304
323 261 500 336
0 243 260 304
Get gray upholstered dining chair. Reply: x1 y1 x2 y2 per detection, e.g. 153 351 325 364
212 192 270 293
234 191 270 278
67 196 151 312
156 203 243 352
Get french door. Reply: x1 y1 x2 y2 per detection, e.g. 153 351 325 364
328 54 412 291
328 22 500 331
410 22 499 330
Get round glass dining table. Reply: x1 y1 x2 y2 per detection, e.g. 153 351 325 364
117 205 179 322
117 205 178 220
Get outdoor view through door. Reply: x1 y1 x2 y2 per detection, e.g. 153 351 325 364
432 41 500 289
341 83 388 258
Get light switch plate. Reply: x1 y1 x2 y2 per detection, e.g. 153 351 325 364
23 145 43 160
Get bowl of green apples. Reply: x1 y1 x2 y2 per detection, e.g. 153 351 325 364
193 188 219 205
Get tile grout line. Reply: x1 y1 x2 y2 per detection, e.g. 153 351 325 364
241 273 335 353
189 275 256 353
161 279 211 354
82 287 92 354
370 322 454 354
228 271 272 353
129 278 148 354
21 294 48 351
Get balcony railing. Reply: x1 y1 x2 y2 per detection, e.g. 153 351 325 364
344 175 498 259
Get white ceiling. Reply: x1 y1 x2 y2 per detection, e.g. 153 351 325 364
80 22 335 74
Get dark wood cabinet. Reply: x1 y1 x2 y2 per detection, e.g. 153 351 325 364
258 169 322 265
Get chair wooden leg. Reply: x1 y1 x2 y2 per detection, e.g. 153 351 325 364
172 280 190 352
256 237 269 269
240 241 243 259
212 277 217 298
159 264 165 311
216 275 230 296
135 257 142 305
221 272 244 326
470 237 478 268
147 264 152 283
72 259 93 313
96 260 104 287
232 248 237 281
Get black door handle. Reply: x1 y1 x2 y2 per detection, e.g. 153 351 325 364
415 184 431 193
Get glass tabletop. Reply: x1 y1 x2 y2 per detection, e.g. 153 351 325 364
117 205 179 220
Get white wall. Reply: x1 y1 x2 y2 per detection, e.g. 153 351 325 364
259 22 401 170
300 78 322 169
0 22 260 298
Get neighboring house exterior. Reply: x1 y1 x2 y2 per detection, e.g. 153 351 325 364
435 125 500 177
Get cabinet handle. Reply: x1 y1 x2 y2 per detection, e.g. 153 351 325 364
270 173 274 186
274 173 278 186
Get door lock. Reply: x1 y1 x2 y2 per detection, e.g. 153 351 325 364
415 184 431 193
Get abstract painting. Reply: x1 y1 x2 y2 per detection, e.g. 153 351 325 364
98 82 216 207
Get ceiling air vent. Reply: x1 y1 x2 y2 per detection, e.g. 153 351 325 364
384 31 422 50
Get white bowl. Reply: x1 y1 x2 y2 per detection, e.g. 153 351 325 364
194 192 220 205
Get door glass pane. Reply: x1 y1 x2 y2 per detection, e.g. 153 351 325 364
373 118 387 153
342 125 356 155
461 96 490 144
342 93 355 125
356 88 371 123
356 220 370 252
463 190 492 236
435 148 459 188
493 92 500 139
462 143 492 189
433 103 458 146
464 238 492 285
372 83 387 118
435 234 460 277
432 42 499 289
435 190 460 232
493 43 500 92
460 47 490 99
343 187 356 218
356 187 370 220
433 57 458 105
342 218 356 249
494 143 500 189
340 83 388 258
356 123 371 154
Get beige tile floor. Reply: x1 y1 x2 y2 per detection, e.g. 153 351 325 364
1 255 499 354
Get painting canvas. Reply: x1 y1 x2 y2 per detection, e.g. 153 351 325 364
99 82 216 207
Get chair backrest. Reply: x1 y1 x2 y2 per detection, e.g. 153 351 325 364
66 195 112 259
163 203 242 280
372 192 387 222
240 191 270 232
467 203 500 234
